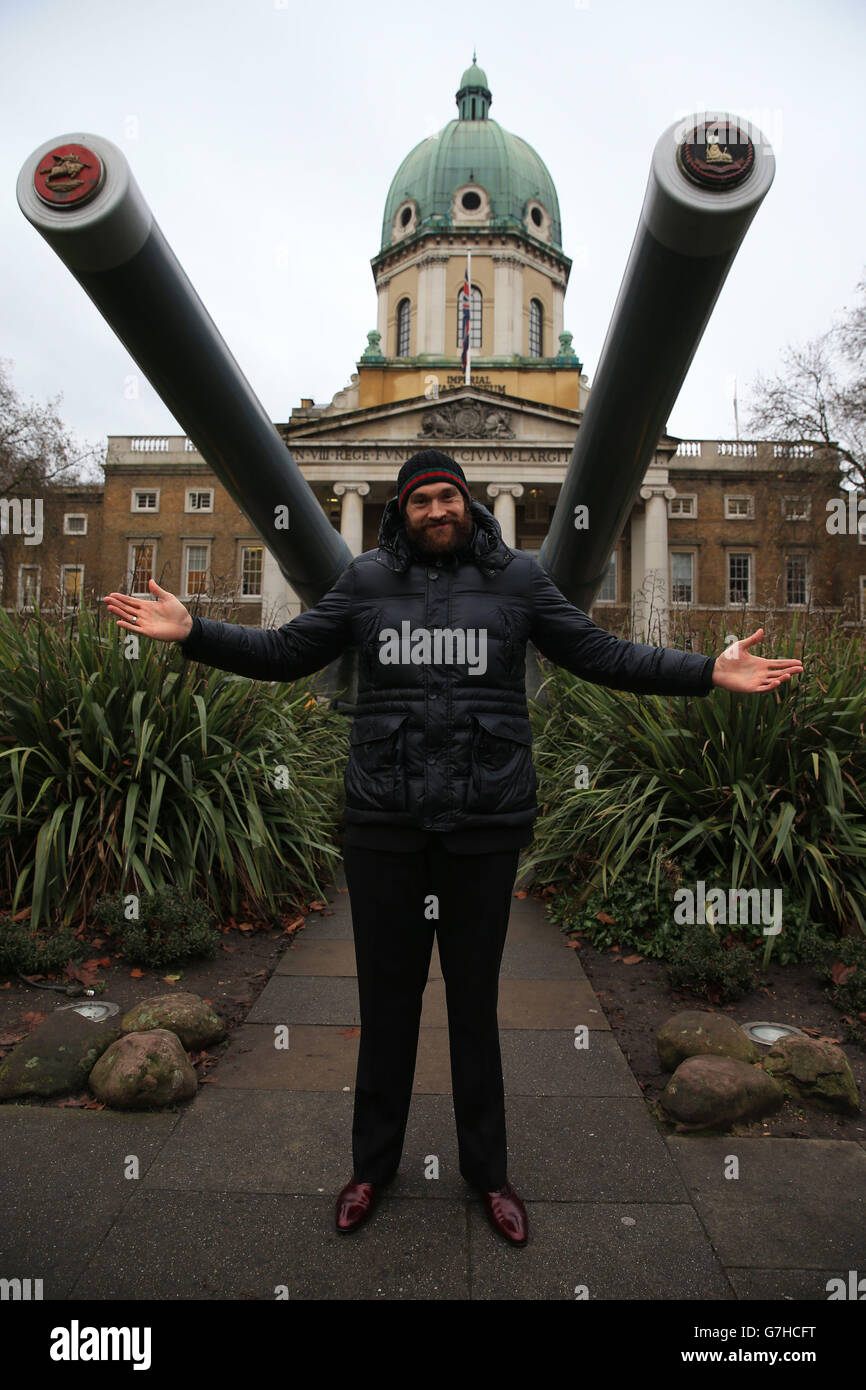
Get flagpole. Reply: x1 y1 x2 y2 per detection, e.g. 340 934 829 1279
465 250 471 386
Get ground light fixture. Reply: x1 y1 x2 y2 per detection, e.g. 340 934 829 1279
55 1000 121 1022
739 1021 808 1046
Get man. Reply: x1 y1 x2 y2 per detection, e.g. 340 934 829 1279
103 448 804 1247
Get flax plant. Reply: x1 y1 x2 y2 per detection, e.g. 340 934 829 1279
0 603 349 932
525 612 866 939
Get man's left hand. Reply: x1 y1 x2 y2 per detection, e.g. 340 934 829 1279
712 628 804 693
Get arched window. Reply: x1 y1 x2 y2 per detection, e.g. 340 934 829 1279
456 285 482 350
396 297 411 356
529 299 543 357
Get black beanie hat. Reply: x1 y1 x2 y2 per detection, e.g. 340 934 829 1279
396 450 472 514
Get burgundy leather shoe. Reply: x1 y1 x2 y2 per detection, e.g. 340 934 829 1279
335 1177 380 1233
481 1181 528 1245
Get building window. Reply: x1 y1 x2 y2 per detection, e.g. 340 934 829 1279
19 565 40 610
186 489 214 513
668 495 696 517
861 576 866 621
597 550 617 602
728 553 752 604
529 299 543 357
456 284 482 349
61 565 83 610
64 513 87 535
129 541 155 596
241 546 263 598
786 554 808 605
725 494 754 519
184 544 209 599
396 298 411 356
671 552 694 604
858 515 866 545
132 490 159 512
782 497 810 520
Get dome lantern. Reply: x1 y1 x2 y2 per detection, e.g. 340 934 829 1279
456 51 491 120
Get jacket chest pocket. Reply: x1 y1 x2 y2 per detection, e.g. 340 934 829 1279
345 711 409 811
466 712 536 813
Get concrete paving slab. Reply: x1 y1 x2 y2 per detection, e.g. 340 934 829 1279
666 1137 866 1269
497 939 587 979
499 1030 643 1097
276 938 443 980
492 978 610 1030
469 1201 734 1300
69 1190 471 1300
247 976 362 1025
0 1106 180 1299
140 1090 469 1196
213 1023 360 1090
504 1096 692 1202
726 1267 862 1300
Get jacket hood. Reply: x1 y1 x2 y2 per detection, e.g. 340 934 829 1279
376 495 515 576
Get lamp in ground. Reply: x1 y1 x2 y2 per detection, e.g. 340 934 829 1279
740 1021 808 1046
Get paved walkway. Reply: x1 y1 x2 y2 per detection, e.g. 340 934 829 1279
1 859 865 1300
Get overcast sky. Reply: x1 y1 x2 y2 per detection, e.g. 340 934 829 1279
2 0 864 478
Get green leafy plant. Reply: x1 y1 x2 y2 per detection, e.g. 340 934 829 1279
0 602 350 932
664 922 758 1002
525 610 866 944
92 884 221 968
0 914 82 976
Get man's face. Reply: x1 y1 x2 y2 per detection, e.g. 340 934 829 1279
402 481 474 557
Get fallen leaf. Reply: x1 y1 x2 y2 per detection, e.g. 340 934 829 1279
129 968 145 979
831 961 856 986
566 940 581 950
0 1032 25 1046
623 954 643 965
596 911 615 925
163 974 181 983
340 1027 360 1039
514 890 528 899
20 1011 47 1028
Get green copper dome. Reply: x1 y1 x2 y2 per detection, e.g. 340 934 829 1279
380 60 563 253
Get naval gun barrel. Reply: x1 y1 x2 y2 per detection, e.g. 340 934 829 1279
538 113 776 613
17 133 353 609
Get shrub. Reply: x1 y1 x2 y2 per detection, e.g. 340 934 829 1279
0 914 82 976
664 923 758 1002
524 610 866 942
0 601 349 932
92 884 221 969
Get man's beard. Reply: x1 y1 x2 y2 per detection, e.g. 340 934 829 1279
404 505 475 558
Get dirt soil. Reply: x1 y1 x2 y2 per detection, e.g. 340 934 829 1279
0 890 342 1104
570 932 866 1140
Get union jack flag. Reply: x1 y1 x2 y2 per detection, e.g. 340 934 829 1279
460 258 471 370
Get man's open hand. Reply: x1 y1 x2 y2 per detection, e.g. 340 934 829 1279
102 579 193 643
712 628 804 693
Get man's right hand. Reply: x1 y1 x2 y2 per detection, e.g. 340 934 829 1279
102 579 193 643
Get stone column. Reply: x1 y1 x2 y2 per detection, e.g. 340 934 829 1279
417 254 449 356
637 483 676 643
376 281 389 346
333 481 370 556
492 254 524 357
486 483 524 548
552 281 564 347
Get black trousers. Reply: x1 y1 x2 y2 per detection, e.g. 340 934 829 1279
342 840 521 1191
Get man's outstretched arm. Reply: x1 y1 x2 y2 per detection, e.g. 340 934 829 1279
103 561 357 681
527 560 803 696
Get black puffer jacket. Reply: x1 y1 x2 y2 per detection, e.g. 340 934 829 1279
178 496 716 835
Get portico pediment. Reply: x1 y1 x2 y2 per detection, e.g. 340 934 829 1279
281 386 579 449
